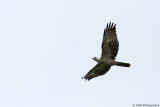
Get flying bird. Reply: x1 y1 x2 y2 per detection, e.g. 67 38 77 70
83 22 130 80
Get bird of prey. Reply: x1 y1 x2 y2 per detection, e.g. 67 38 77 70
83 22 130 80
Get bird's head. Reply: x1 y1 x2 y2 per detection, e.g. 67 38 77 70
92 57 97 60
92 57 101 62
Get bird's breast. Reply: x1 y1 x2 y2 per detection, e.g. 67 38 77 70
102 59 115 66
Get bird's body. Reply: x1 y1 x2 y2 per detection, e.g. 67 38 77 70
83 22 130 80
93 57 115 66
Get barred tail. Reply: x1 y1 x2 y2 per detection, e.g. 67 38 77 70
115 61 130 67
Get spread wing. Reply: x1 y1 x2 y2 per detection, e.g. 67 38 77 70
101 22 119 59
83 63 111 80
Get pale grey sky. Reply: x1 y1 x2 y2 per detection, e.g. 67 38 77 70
0 0 160 107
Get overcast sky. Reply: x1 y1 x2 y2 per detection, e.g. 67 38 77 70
0 0 160 107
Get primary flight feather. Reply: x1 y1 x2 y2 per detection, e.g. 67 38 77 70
83 22 130 80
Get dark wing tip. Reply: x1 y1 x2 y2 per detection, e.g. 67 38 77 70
82 76 92 81
105 22 116 32
85 78 91 81
83 72 99 81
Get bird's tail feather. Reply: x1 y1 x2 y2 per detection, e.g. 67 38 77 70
115 61 130 67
